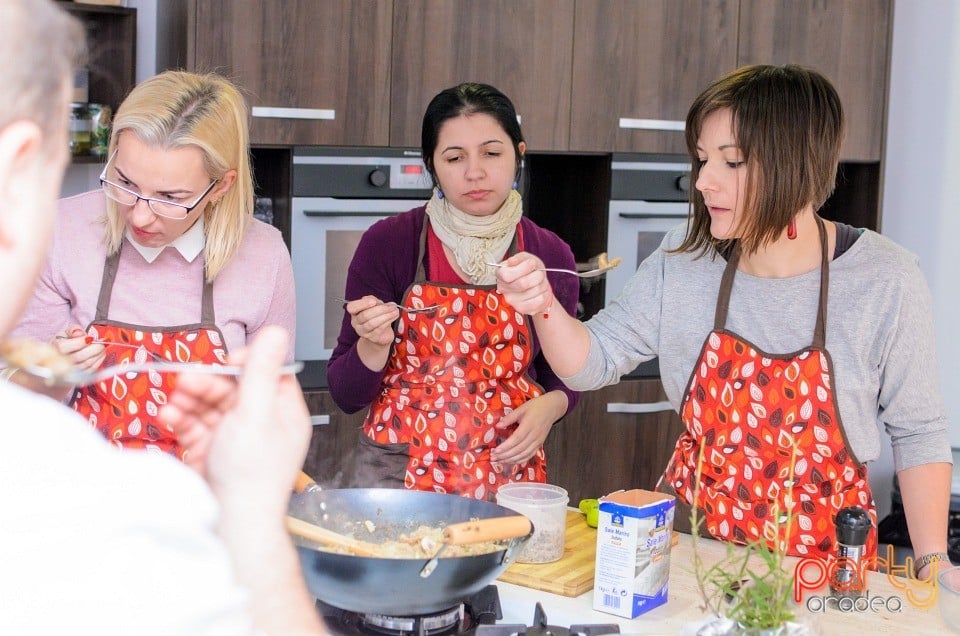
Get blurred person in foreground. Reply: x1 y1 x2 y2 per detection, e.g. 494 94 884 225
0 1 325 633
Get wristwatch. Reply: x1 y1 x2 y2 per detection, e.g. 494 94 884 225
914 551 951 577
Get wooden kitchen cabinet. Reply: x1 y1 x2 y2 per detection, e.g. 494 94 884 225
301 390 367 487
59 1 137 164
543 377 684 510
570 0 891 160
390 0 574 151
187 0 392 146
569 0 738 154
737 0 892 161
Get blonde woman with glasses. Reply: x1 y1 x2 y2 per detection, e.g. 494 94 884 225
8 70 296 460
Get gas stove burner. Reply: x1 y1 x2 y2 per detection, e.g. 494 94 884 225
471 603 620 636
318 585 502 635
321 604 464 636
360 605 462 635
316 588 621 636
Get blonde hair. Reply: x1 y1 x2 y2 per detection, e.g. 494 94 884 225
104 71 254 280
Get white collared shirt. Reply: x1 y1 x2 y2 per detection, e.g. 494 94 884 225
126 216 206 263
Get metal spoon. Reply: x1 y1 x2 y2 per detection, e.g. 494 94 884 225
419 515 533 578
485 258 622 279
9 358 303 388
333 296 440 313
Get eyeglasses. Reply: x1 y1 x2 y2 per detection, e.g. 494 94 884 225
99 149 218 220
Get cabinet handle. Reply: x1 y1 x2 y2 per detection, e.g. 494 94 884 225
618 118 685 132
618 212 688 220
606 401 674 414
252 106 336 121
302 210 399 218
310 414 331 426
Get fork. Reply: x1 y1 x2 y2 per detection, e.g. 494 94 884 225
15 359 304 388
332 296 440 313
485 260 621 279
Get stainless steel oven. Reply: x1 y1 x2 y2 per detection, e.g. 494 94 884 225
291 148 431 361
605 154 692 307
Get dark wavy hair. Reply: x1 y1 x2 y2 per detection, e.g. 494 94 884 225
676 64 845 256
421 82 525 186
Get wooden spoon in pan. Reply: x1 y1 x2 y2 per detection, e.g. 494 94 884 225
286 472 382 556
287 472 532 567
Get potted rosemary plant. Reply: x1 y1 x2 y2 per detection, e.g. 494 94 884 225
686 439 813 636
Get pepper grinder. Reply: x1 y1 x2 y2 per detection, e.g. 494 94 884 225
831 506 872 597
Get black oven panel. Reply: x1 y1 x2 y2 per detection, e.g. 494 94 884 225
293 146 432 198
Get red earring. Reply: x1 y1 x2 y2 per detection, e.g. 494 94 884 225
787 218 797 240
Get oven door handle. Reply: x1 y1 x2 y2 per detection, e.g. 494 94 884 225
618 212 688 220
606 401 674 415
301 210 401 218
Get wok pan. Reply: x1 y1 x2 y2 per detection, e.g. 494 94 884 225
288 487 533 615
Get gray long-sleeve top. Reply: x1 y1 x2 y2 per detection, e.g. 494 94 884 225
563 224 951 472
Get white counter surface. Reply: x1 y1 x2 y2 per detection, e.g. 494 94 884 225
496 532 949 635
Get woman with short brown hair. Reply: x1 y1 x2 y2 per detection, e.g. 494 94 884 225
495 64 951 578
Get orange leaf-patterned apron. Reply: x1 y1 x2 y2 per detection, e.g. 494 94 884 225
664 218 876 559
362 224 546 501
71 248 228 460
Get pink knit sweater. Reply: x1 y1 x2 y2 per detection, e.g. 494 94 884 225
13 190 296 361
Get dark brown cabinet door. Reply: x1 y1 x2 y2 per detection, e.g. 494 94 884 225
570 0 738 153
189 0 392 146
737 0 891 161
59 2 136 165
301 390 367 487
543 379 684 506
390 0 574 151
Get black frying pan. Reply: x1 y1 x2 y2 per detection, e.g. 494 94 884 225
288 487 532 615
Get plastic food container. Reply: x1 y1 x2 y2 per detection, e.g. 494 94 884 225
939 565 960 632
496 483 568 563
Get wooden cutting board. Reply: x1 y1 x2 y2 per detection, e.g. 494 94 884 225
497 510 598 597
498 510 681 597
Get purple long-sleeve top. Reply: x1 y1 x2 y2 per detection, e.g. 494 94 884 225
328 205 581 416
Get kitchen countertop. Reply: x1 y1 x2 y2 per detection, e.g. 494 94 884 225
497 531 949 634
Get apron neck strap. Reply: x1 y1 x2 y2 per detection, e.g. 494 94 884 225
414 217 429 282
713 216 830 349
812 215 829 349
713 245 740 331
95 244 217 324
95 250 121 322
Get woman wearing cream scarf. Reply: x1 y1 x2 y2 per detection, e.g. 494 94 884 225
327 83 580 501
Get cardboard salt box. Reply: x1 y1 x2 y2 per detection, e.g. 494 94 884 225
592 489 675 618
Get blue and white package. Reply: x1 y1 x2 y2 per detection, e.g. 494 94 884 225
592 489 676 618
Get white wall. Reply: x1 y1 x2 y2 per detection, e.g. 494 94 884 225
872 0 960 517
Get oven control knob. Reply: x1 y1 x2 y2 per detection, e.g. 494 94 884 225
368 169 388 188
676 174 691 193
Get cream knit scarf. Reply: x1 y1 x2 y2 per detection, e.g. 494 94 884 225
425 188 523 285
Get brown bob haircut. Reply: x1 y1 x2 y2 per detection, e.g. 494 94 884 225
676 64 845 256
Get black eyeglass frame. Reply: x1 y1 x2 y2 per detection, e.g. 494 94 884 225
98 149 219 220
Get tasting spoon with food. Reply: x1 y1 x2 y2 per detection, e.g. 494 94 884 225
2 355 303 388
486 252 622 279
